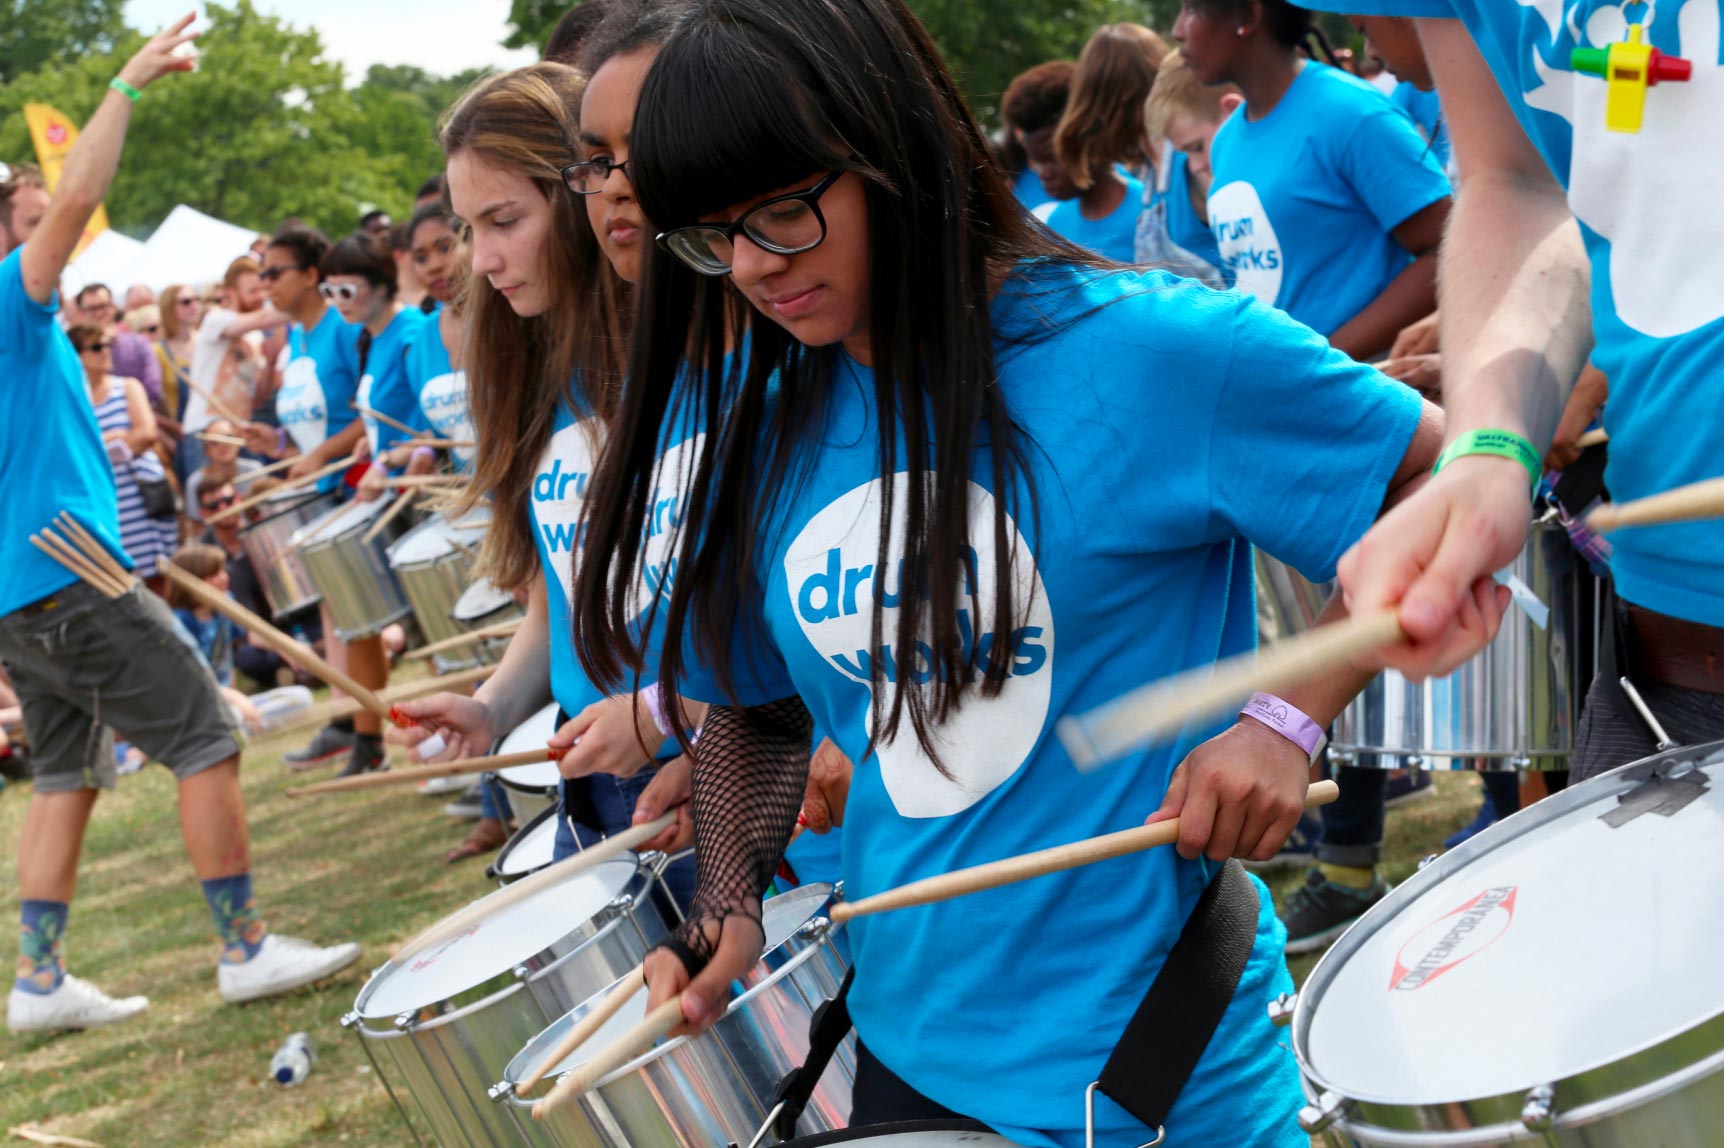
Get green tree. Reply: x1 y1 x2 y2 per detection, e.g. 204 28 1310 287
502 0 572 52
346 63 492 200
0 0 126 85
0 1 421 238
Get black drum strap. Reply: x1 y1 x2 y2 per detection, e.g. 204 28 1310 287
1096 859 1258 1135
773 966 856 1138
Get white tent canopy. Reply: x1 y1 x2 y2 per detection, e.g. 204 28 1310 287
62 205 261 301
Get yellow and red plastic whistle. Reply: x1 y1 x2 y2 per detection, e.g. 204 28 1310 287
1571 24 1692 134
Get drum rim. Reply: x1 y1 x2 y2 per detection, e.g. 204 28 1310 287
492 804 562 880
1294 740 1724 1130
752 1122 1006 1148
240 488 340 534
387 512 485 568
353 855 653 1020
289 494 401 549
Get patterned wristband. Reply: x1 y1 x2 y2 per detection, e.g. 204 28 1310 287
1240 692 1327 764
1432 429 1542 492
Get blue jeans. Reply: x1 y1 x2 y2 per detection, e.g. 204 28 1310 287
555 768 698 911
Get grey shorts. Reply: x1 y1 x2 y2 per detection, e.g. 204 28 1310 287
0 582 244 793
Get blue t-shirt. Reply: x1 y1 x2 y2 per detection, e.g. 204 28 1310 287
174 608 235 686
356 308 431 460
1044 174 1146 262
1208 62 1451 335
276 306 362 491
1390 81 1454 174
678 264 1423 1148
1377 0 1724 626
404 303 475 471
0 248 133 615
1012 165 1054 213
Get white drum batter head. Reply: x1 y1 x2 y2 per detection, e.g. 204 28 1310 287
357 856 640 1020
495 702 564 791
505 973 654 1083
291 496 393 547
452 577 516 622
493 806 560 880
387 512 482 568
1297 741 1724 1108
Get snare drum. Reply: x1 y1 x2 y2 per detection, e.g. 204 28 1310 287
492 882 856 1148
240 489 339 620
344 851 678 1148
495 702 564 826
1291 739 1724 1146
1333 517 1594 771
389 508 489 660
488 804 560 885
761 1126 1018 1148
293 496 415 642
451 578 525 665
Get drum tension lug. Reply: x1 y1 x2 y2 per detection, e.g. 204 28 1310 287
1267 992 1297 1028
1520 1083 1556 1132
1296 1089 1347 1135
1085 1082 1165 1148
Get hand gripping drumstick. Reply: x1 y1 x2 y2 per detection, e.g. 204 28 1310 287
833 779 1337 924
285 746 556 796
517 967 646 1096
158 560 448 754
1576 428 1609 449
207 455 359 523
1058 611 1404 768
1588 476 1724 532
390 811 679 965
274 663 498 736
532 781 1340 1118
245 449 359 483
352 401 422 439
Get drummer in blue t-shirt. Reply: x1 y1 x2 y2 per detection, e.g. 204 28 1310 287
1174 0 1453 360
402 202 476 473
1325 3 1724 778
568 4 1444 1146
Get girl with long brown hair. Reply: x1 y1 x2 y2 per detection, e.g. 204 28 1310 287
390 58 690 879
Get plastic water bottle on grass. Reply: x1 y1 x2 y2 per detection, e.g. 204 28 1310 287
270 1032 316 1086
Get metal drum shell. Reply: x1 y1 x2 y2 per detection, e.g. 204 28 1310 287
389 512 484 659
495 891 854 1148
292 496 415 642
1332 519 1591 771
451 578 526 666
349 856 675 1148
240 490 339 621
1292 741 1724 1148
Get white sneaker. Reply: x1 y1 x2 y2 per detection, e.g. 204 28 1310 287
8 975 149 1032
217 935 362 1004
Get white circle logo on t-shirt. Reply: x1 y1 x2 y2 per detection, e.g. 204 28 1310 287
418 370 475 466
1208 180 1285 307
628 432 707 624
532 421 600 607
783 476 1055 818
274 356 328 454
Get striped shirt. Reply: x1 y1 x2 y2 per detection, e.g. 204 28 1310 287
92 380 173 578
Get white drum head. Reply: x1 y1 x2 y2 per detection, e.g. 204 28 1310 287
452 577 515 622
496 703 562 791
290 496 391 547
387 513 469 567
494 808 560 879
1300 741 1724 1106
507 975 653 1084
357 856 640 1019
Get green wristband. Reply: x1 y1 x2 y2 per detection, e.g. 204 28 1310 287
1432 429 1542 491
109 77 143 102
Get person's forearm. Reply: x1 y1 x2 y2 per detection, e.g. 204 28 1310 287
1269 594 1378 727
312 418 365 464
1436 174 1591 450
473 579 552 734
224 309 291 339
1330 252 1441 361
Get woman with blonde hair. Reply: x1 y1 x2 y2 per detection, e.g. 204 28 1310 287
156 282 198 477
1043 21 1167 261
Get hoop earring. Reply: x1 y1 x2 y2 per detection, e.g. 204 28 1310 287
1237 26 1248 35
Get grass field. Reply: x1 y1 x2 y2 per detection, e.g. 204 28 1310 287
0 693 1486 1148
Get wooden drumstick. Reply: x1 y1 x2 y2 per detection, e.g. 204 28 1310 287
159 560 400 726
285 746 554 796
352 401 422 439
832 780 1338 925
196 431 249 446
30 534 126 598
208 456 357 523
273 663 498 735
1057 612 1404 769
362 489 415 544
533 998 685 1119
1588 476 1724 533
386 474 470 491
54 515 134 588
1576 428 1609 449
391 811 679 964
405 617 524 662
244 449 357 483
183 376 247 426
517 968 645 1095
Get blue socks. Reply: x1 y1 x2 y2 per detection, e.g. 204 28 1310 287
16 900 68 995
201 874 268 964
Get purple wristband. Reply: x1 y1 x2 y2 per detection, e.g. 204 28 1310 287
411 444 437 466
641 683 669 737
1240 692 1326 761
275 427 289 456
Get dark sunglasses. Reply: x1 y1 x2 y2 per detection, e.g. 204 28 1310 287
560 156 633 196
80 341 113 353
138 324 161 335
656 171 842 277
259 264 306 283
201 494 237 511
318 283 362 303
176 296 200 306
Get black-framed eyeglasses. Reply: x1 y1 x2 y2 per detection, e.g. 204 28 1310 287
259 263 306 283
560 156 633 196
656 171 842 277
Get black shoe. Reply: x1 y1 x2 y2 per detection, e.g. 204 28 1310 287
1280 868 1389 955
336 735 387 779
284 724 355 772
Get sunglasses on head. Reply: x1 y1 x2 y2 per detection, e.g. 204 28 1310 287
318 283 362 303
259 264 306 283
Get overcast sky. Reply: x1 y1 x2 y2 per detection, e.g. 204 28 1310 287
124 0 536 81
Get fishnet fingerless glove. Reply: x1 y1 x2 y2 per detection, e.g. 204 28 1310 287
660 697 814 975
